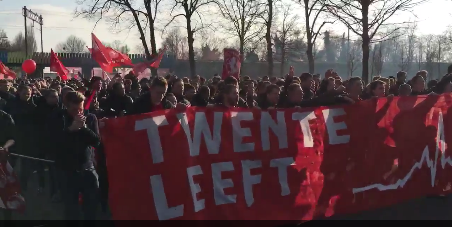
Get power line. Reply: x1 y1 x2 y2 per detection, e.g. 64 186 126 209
0 24 90 30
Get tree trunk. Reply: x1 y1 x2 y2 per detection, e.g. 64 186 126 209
239 38 245 62
186 20 196 78
306 43 315 74
304 1 314 74
128 7 151 60
149 20 158 77
361 4 370 84
280 43 286 76
266 0 273 76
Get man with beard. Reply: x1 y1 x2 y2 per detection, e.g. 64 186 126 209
216 84 239 108
49 91 101 220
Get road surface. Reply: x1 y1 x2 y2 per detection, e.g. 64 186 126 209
1 158 451 220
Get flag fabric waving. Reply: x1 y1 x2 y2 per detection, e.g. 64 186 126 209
0 62 16 79
132 47 166 75
107 47 133 68
50 49 69 81
90 33 113 73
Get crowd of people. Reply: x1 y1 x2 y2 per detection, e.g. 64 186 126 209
0 64 452 220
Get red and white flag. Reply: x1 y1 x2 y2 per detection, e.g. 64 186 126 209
90 33 113 73
89 34 133 73
132 47 166 75
107 47 133 68
0 62 16 79
222 48 241 79
50 49 69 81
0 160 25 213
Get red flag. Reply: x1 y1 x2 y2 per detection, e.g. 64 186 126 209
84 89 97 111
222 48 241 79
0 160 25 213
132 47 166 75
0 62 16 79
90 33 113 73
50 49 69 81
107 47 133 67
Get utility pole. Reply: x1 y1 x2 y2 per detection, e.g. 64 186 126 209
22 6 44 56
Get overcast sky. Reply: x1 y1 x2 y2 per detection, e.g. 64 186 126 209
0 0 451 54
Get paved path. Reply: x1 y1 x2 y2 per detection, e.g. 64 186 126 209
1 158 451 220
0 158 111 220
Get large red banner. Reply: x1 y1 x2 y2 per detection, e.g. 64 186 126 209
101 94 452 221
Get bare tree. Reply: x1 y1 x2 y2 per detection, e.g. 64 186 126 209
371 42 383 76
105 40 131 53
199 30 227 51
262 0 278 75
298 0 334 74
56 35 87 53
423 34 436 76
76 0 161 75
0 29 10 51
165 0 214 77
162 28 185 59
10 26 37 55
348 40 362 77
216 0 266 62
326 0 425 84
276 4 299 76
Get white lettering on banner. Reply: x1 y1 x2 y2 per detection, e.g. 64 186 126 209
212 162 237 205
187 165 205 212
261 111 288 151
292 111 316 147
150 175 184 220
135 116 168 164
270 157 295 196
177 112 223 156
242 160 262 207
322 108 350 145
353 112 452 194
231 112 255 153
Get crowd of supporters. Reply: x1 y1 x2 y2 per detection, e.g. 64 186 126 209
0 65 451 220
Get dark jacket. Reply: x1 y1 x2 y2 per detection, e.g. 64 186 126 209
35 101 61 156
0 110 15 147
130 92 174 115
49 109 100 171
175 94 191 106
3 97 37 154
102 93 134 117
0 91 15 102
191 93 209 107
